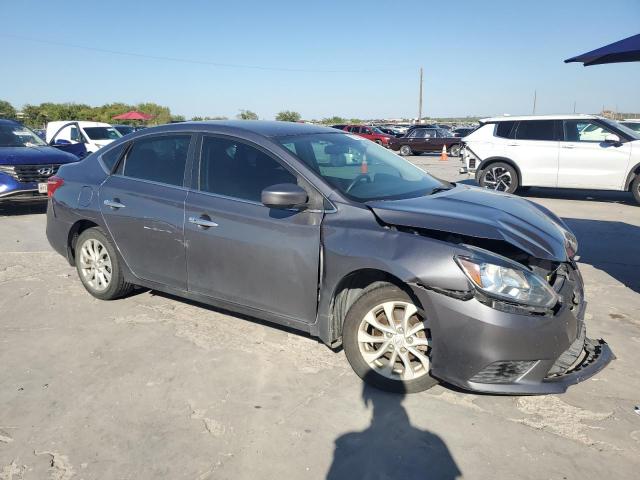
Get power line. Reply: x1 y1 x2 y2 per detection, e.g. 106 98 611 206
1 33 412 73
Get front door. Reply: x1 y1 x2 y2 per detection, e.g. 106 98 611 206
99 133 193 289
185 135 322 324
557 119 632 189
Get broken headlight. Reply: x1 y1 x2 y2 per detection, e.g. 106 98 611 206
455 255 559 309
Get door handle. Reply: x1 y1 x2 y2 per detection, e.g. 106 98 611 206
188 215 219 229
103 199 125 209
507 143 520 146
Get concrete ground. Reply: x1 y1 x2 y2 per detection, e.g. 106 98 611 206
1 155 639 479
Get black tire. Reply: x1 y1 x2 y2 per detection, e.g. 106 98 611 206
449 144 461 157
375 139 382 145
75 227 134 300
399 145 413 156
631 175 640 205
478 161 519 194
343 284 438 393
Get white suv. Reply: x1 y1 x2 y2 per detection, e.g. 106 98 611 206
461 114 640 204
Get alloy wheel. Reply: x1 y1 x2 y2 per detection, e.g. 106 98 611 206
483 167 512 191
400 145 412 156
357 301 430 381
79 238 113 292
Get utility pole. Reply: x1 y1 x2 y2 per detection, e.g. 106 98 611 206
573 101 576 113
532 90 537 114
418 67 423 124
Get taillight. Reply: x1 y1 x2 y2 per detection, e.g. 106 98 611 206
47 176 64 197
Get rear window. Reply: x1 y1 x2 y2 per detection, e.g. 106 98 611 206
494 121 516 139
514 120 556 141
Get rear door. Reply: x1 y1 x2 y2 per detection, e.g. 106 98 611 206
557 119 632 189
184 135 322 323
99 133 193 289
505 120 559 187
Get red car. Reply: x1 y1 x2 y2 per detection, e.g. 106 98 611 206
342 125 392 146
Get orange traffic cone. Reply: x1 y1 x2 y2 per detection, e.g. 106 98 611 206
440 144 448 161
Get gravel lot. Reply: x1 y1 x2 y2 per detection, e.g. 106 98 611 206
1 154 639 479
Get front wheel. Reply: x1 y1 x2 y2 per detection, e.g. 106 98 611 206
478 162 519 194
343 284 438 393
399 145 413 156
631 175 640 205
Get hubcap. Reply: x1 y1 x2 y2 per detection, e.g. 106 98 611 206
483 167 512 191
357 301 430 381
79 239 112 292
400 146 411 156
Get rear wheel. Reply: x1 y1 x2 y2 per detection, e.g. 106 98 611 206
375 139 382 145
479 162 519 194
343 284 438 393
632 175 640 205
450 144 461 157
399 145 413 156
75 227 134 300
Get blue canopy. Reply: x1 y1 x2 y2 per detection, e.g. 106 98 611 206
565 33 640 66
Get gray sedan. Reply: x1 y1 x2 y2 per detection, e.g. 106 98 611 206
45 121 612 393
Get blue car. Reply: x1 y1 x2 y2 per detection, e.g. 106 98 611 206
0 119 80 200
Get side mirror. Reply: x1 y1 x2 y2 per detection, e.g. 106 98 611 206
261 183 308 209
604 134 620 143
53 139 71 146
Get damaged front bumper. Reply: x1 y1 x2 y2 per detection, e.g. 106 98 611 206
410 262 614 395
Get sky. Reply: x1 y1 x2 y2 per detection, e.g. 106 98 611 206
1 0 639 120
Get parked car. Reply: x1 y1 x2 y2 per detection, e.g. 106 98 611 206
376 126 404 137
113 125 136 136
461 114 640 203
404 124 438 136
389 128 463 156
46 120 612 394
452 127 476 138
0 119 80 200
330 124 348 131
620 119 640 134
342 125 393 146
46 121 122 154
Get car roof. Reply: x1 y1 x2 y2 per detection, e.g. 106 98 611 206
480 114 599 123
146 120 338 138
0 118 20 126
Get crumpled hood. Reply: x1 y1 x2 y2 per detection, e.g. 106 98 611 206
0 146 78 165
367 184 569 261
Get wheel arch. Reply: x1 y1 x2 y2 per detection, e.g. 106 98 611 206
475 156 522 185
624 162 640 190
66 219 101 264
327 268 422 346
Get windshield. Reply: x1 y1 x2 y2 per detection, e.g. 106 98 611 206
83 127 122 141
0 123 47 147
613 120 640 138
278 132 449 201
598 118 640 140
115 125 135 136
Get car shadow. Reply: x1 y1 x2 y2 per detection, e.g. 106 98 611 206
0 199 48 216
562 217 640 294
326 373 461 479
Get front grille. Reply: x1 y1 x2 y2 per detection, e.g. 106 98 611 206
470 360 536 384
0 164 62 183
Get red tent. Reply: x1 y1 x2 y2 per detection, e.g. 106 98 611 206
112 111 154 121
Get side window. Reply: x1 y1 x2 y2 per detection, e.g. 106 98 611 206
101 142 128 172
564 120 613 142
408 129 419 138
363 127 371 134
423 129 436 138
513 120 556 141
494 121 516 139
121 135 190 186
70 126 81 142
199 136 297 202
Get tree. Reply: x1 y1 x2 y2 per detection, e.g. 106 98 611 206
237 109 258 120
170 115 186 122
275 110 301 122
0 100 17 120
321 116 347 125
